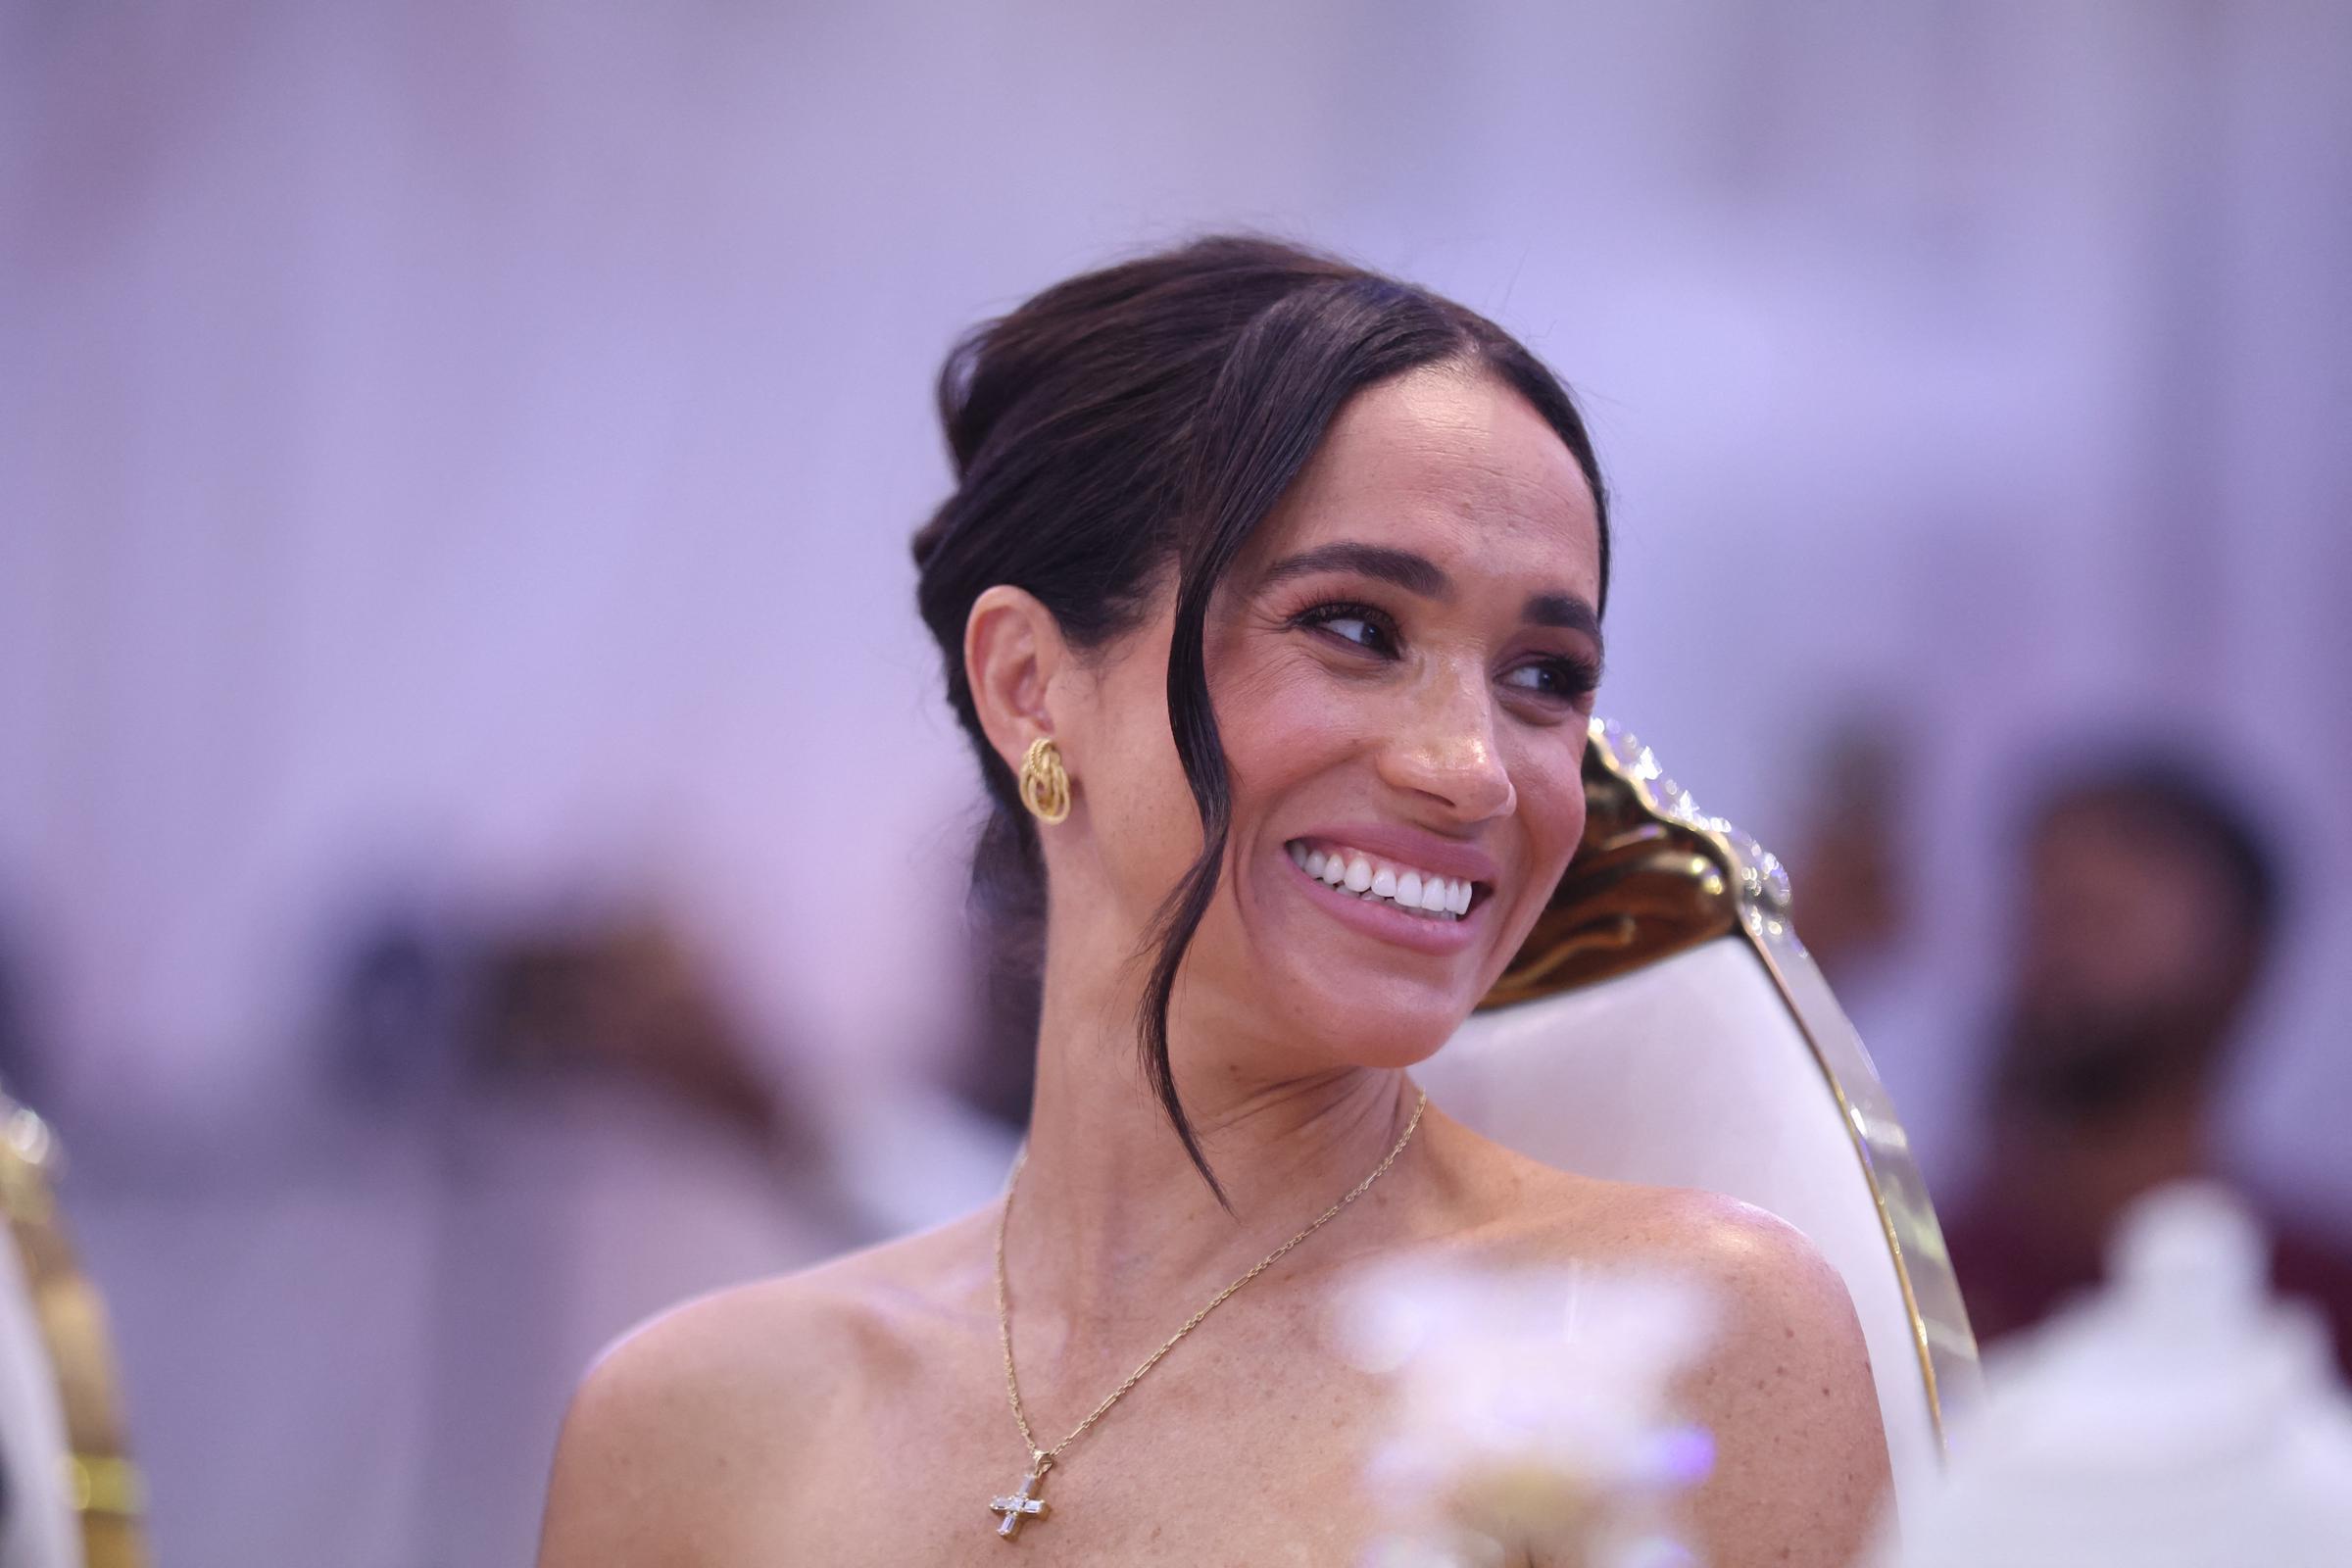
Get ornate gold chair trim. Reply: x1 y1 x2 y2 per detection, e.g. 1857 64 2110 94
67 1452 146 1516
1478 717 1983 1451
3 1102 151 1567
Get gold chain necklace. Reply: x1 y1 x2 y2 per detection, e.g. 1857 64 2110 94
986 1087 1429 1541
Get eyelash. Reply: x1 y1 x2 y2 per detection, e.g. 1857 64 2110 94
1293 599 1400 655
1288 600 1600 706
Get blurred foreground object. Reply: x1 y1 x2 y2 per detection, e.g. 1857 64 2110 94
1882 1182 2352 1566
1939 754 2352 1374
1419 718 1981 1515
1336 1262 1715 1567
0 1099 145 1568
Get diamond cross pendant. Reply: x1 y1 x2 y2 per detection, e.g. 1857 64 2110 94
988 1463 1052 1541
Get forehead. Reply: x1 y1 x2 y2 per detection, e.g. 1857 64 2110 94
1242 363 1603 597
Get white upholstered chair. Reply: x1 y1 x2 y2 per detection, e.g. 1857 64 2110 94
1416 719 1981 1518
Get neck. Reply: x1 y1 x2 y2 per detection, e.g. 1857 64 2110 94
1005 963 1419 1333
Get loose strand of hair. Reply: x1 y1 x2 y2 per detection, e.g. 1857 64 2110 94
1130 279 1446 1202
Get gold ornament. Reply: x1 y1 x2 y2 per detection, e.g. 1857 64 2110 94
1019 736 1070 824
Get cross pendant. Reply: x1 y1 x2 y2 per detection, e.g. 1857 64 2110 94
988 1463 1052 1541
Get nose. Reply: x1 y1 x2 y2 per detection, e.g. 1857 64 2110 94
1374 663 1516 822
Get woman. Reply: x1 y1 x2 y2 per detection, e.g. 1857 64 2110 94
536 237 1889 1565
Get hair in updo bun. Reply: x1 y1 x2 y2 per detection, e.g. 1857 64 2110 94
911 235 1610 1200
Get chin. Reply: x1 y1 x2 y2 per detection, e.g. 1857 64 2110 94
1217 860 1519 1070
1277 969 1481 1072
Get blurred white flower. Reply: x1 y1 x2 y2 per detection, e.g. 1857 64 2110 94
1333 1257 1719 1568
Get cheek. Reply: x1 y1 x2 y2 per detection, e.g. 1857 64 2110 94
1506 733 1591 887
1092 713 1200 886
1057 644 1200 918
1216 664 1366 800
1535 760 1590 858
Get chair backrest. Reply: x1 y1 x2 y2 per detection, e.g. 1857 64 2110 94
0 1101 147 1568
1413 719 1981 1512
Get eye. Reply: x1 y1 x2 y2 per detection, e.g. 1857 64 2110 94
1291 600 1400 659
1500 656 1600 705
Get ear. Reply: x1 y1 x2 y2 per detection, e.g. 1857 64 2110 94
964 585 1070 774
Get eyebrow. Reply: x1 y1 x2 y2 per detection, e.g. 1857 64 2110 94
1256 540 1605 654
1522 592 1602 642
1257 541 1448 598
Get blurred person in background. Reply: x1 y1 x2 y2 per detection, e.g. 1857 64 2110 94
1782 719 1910 992
1937 757 2352 1373
343 902 861 1555
65 894 859 1568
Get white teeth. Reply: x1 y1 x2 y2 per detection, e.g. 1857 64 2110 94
1288 839 1484 922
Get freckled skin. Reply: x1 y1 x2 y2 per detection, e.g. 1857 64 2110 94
535 369 1891 1567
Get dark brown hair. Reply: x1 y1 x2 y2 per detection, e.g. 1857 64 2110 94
911 235 1610 1200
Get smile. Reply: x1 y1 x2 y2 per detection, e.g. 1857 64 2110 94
1283 838 1481 921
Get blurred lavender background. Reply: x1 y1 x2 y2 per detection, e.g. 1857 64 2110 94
2 3 2347 1563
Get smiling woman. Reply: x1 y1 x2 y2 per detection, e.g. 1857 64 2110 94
532 237 1889 1568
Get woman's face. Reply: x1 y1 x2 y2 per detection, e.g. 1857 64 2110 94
1062 363 1605 1073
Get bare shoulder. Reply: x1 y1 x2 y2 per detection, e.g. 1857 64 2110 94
1568 1179 1870 1335
1442 1138 1869 1354
1544 1178 1891 1568
1422 1133 1887 1568
532 1211 993 1568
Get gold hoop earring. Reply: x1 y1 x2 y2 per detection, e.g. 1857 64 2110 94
1019 736 1071 825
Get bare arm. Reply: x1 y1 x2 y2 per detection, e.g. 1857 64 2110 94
535 1331 698 1568
535 1281 827 1568
1669 1200 1891 1568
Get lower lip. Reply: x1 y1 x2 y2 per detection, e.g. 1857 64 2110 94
1286 857 1483 956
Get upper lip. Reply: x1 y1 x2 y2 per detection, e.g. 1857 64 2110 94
1288 822 1503 887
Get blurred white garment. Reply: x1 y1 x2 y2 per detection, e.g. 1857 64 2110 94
1881 1181 2352 1567
0 1205 76 1568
